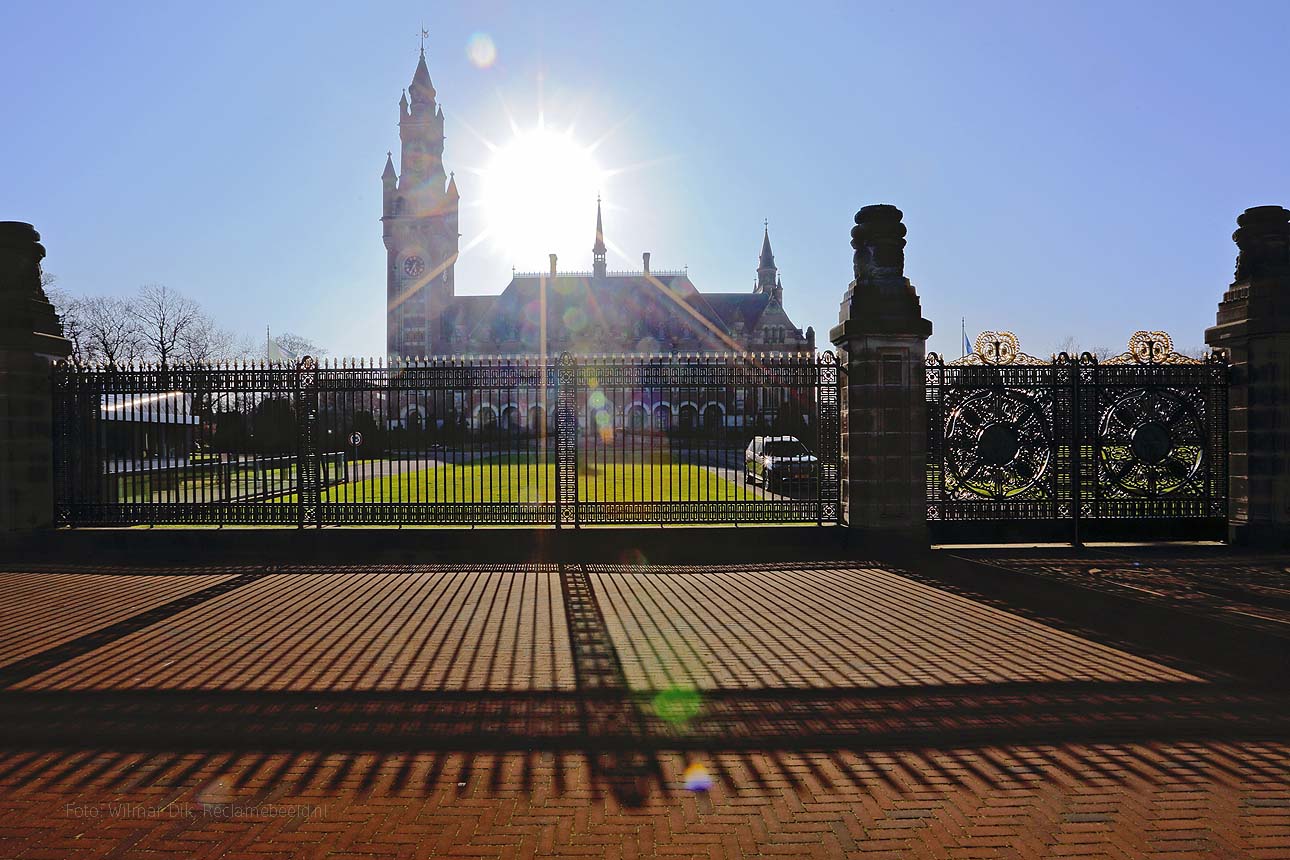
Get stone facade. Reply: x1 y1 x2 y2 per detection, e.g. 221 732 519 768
829 205 932 542
1205 205 1290 546
380 53 811 363
0 221 71 535
383 48 460 361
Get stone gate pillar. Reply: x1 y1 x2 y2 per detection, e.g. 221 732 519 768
829 205 932 545
1205 205 1290 547
0 222 72 536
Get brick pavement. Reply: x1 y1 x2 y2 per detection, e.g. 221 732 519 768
0 560 1287 858
961 550 1290 639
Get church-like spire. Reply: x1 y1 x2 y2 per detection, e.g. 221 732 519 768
592 196 607 278
382 151 397 182
410 46 436 105
759 223 776 270
756 221 778 294
447 172 459 198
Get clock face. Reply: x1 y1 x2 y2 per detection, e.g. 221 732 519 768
404 256 425 278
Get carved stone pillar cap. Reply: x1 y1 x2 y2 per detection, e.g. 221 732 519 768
0 221 42 250
1233 205 1290 283
1237 205 1290 227
851 205 906 252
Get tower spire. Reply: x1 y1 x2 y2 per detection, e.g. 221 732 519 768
759 222 776 271
592 195 607 278
757 221 778 296
410 34 436 105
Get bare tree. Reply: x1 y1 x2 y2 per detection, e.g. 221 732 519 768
1051 336 1115 360
265 331 327 361
46 285 90 366
132 284 201 367
180 312 251 364
1054 335 1079 357
79 296 143 369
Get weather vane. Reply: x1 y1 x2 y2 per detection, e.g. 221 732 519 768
418 26 429 54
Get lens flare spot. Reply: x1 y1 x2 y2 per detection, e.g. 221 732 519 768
683 762 713 792
466 33 497 68
563 307 587 332
195 776 235 808
589 390 608 410
653 686 703 727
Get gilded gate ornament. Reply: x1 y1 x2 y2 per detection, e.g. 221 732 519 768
1103 331 1204 365
949 331 1046 366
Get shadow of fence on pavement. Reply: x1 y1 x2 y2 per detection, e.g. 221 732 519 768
1 560 1288 806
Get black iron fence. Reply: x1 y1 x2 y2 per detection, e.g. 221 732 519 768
53 352 840 527
926 331 1228 543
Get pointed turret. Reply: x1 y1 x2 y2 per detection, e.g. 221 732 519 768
446 172 459 198
759 225 776 270
592 196 607 278
410 48 436 106
381 151 397 223
756 222 778 294
398 47 447 192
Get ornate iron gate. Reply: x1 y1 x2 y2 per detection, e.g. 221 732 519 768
53 352 841 528
927 331 1227 543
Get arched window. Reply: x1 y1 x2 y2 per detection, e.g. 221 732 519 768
653 404 672 431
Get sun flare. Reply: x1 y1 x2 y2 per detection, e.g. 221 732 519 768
479 125 606 268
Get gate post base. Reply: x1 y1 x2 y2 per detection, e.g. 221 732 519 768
1205 205 1290 546
0 222 71 536
829 206 932 548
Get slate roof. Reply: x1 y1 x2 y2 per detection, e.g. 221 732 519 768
461 273 750 353
703 293 772 333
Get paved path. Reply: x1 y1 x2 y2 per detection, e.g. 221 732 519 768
0 561 1286 858
962 549 1290 639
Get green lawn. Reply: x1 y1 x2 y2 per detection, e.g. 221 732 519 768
113 463 296 504
325 454 759 503
106 454 764 506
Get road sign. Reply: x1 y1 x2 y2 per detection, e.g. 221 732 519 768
349 431 363 447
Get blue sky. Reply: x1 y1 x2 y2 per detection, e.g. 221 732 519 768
4 1 1288 359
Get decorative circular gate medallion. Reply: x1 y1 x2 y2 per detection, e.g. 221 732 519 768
976 423 1021 467
1129 421 1171 465
945 389 1052 499
1099 388 1204 497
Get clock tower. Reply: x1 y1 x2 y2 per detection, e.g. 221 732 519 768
382 44 460 362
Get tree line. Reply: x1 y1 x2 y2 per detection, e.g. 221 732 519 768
43 274 324 369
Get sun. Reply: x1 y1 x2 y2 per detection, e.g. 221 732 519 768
479 125 606 267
